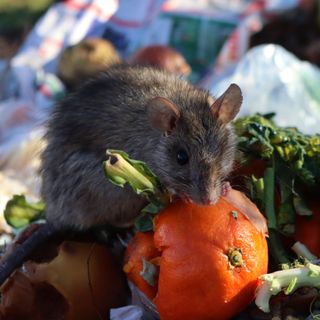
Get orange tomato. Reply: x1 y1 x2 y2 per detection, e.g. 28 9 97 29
124 190 268 320
124 231 160 299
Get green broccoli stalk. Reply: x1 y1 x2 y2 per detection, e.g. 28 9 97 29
104 150 160 197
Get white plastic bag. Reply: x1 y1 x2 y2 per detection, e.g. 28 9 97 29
208 44 320 134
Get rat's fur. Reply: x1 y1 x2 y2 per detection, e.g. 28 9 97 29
41 65 238 230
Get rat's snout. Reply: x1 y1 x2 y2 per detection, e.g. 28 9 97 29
200 196 214 206
190 181 220 206
199 192 219 206
191 174 221 206
190 162 221 206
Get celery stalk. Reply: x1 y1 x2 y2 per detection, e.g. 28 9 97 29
255 262 320 313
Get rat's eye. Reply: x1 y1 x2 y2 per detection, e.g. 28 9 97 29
176 149 189 165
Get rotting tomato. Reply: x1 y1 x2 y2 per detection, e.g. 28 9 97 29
124 189 268 320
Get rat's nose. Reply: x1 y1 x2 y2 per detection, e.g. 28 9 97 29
200 196 214 206
199 190 220 206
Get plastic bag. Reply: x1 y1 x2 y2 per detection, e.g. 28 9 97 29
110 306 143 320
207 44 320 134
110 282 159 320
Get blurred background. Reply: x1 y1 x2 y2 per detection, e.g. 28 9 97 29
0 0 320 231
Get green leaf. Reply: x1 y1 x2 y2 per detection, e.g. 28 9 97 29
141 202 163 215
104 149 164 201
4 195 45 228
250 175 265 212
263 166 277 230
234 113 320 186
135 203 164 232
108 149 160 190
140 258 158 287
104 149 171 232
103 150 159 197
134 215 154 232
277 175 296 233
104 171 127 188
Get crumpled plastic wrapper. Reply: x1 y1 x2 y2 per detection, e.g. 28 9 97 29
208 44 320 134
110 282 159 320
110 306 143 320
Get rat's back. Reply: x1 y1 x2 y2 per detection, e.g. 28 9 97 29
45 65 193 151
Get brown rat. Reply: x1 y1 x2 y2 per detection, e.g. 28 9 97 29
41 64 242 230
0 64 242 285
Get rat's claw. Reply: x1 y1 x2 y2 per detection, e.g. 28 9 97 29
221 181 231 197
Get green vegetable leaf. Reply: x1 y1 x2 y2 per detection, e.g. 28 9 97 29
104 149 170 232
134 215 154 232
104 149 163 201
263 166 277 230
249 175 265 211
142 202 163 215
134 202 165 232
234 114 320 185
234 113 320 264
4 194 45 228
277 173 296 234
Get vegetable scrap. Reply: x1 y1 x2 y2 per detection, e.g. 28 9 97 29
1 114 320 319
233 113 320 263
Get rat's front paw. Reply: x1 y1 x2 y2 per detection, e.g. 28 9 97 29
221 181 231 197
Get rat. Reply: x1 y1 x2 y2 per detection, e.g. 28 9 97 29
0 64 242 285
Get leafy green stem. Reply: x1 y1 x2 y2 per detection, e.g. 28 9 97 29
263 164 290 264
263 165 277 230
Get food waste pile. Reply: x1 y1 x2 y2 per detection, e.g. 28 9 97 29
1 1 320 320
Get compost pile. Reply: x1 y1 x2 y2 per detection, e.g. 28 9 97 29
0 113 319 320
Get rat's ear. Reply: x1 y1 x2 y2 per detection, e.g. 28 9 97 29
210 84 242 123
147 97 180 135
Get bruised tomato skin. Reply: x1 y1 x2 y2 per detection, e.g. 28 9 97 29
153 198 268 320
123 232 160 299
295 198 320 258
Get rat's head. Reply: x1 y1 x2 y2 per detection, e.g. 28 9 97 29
147 84 242 206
